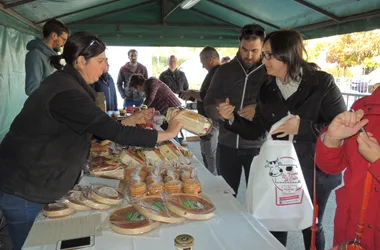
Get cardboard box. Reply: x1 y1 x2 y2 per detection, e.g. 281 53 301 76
95 92 106 112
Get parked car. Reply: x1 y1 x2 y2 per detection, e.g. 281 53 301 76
350 68 380 93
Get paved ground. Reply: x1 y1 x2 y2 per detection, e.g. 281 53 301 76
187 141 337 250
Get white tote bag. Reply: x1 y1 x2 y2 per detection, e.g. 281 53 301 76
245 115 313 231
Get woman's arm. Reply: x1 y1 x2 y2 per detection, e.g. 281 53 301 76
49 90 164 147
224 110 266 141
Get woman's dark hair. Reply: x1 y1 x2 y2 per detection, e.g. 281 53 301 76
50 31 106 70
264 29 319 81
239 24 266 42
129 74 146 89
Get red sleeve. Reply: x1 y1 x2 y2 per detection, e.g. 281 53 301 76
315 129 347 174
369 159 380 183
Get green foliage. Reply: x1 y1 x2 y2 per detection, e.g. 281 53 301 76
325 30 380 68
151 55 188 78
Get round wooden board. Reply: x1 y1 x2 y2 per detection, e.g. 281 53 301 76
91 186 124 205
109 205 160 235
133 196 186 224
166 193 216 220
42 203 75 219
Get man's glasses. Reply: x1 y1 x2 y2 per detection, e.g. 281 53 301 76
59 35 67 44
262 52 273 60
79 39 101 56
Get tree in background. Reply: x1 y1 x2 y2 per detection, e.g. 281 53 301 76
325 30 380 74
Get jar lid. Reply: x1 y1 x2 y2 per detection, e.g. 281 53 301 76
175 234 194 247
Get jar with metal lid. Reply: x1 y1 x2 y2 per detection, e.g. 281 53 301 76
174 234 194 250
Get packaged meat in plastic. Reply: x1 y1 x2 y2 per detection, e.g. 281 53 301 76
166 107 212 136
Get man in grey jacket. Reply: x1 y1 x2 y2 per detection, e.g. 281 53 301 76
25 19 69 96
204 24 269 195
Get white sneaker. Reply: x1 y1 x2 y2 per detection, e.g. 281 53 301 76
180 139 188 146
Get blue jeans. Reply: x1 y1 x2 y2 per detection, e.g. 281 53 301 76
123 99 144 108
0 191 43 250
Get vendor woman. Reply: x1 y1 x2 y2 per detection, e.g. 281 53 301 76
0 31 183 250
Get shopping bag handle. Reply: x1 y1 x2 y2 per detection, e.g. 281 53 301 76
267 114 295 142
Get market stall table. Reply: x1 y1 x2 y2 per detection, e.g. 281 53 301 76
23 157 286 250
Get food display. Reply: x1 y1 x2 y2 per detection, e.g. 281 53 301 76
166 193 216 220
133 196 186 224
90 186 124 205
42 203 75 219
79 189 112 210
166 107 213 136
109 205 160 235
64 190 91 211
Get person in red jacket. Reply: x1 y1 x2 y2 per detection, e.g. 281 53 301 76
316 87 380 250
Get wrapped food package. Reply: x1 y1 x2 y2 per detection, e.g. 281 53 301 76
42 203 75 219
165 180 183 194
129 182 147 197
109 205 160 235
120 149 146 168
183 179 202 195
139 149 169 167
166 107 212 136
90 186 124 205
166 193 215 220
89 164 125 180
147 182 165 196
64 191 91 211
80 189 111 210
133 196 186 224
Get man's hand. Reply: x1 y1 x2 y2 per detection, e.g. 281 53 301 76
357 132 380 163
218 98 235 121
271 114 301 138
238 104 256 121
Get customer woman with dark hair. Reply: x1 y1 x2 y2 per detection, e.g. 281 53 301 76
129 74 181 115
218 29 346 249
0 31 183 250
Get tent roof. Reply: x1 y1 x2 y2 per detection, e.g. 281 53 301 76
1 0 380 47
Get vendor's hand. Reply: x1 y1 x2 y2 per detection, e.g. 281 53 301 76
218 98 235 121
271 113 300 138
121 108 155 126
357 132 380 163
180 90 195 101
238 104 256 121
326 109 368 141
167 110 185 138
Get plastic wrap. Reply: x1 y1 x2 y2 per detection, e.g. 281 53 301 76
132 196 186 224
140 148 170 167
79 189 112 210
166 193 216 220
183 179 202 195
166 107 213 136
62 190 91 211
89 164 125 180
164 180 183 194
42 203 75 219
164 168 180 183
90 186 124 205
129 182 147 197
120 149 146 168
109 205 160 235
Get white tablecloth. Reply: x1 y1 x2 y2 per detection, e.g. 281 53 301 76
23 157 285 250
